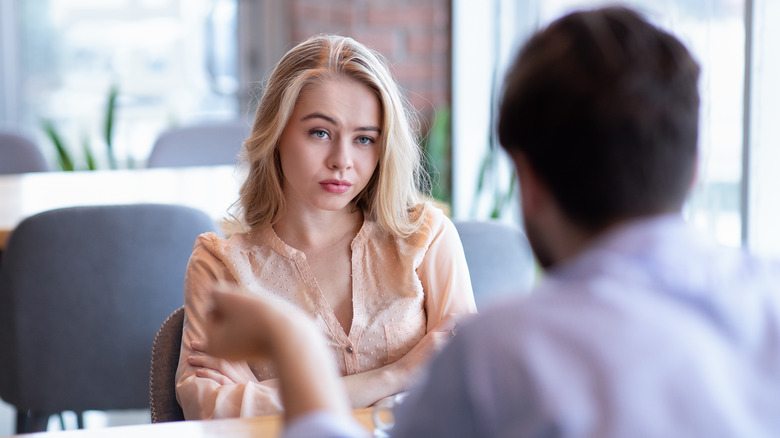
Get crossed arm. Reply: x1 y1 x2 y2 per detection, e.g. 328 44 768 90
179 215 474 418
201 288 348 422
188 300 456 411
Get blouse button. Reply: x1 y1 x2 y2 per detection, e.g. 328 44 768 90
346 346 354 354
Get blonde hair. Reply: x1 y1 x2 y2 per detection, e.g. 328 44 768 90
235 34 429 237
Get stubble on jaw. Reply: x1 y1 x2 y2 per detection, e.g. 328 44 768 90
523 214 555 270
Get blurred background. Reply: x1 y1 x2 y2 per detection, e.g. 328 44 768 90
0 0 778 432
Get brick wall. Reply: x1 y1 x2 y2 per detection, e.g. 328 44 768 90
287 0 452 123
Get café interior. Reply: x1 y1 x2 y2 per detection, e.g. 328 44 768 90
0 0 778 436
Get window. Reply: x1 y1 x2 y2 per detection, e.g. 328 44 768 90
453 0 780 257
3 0 239 168
746 0 780 256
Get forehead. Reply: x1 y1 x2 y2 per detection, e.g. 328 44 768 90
292 76 382 125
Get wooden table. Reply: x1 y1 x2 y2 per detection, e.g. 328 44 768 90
0 166 245 249
12 408 375 437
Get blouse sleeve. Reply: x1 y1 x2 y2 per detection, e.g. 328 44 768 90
175 233 284 419
416 209 478 332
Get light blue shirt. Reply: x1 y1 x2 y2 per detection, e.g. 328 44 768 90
287 214 780 437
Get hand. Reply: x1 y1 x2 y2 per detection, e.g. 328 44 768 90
187 339 260 385
201 283 349 420
202 283 315 360
200 285 268 360
391 316 458 389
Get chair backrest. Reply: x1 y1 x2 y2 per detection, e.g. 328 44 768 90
0 131 49 174
149 306 186 423
454 220 536 309
146 121 249 168
0 204 217 413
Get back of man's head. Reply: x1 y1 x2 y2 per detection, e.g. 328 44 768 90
498 7 700 232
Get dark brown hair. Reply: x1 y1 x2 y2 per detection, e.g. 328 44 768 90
498 7 700 231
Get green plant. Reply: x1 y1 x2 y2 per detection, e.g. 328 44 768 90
419 104 516 218
41 119 75 171
104 84 118 169
421 107 452 206
42 84 121 171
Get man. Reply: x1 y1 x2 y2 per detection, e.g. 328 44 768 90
204 6 780 437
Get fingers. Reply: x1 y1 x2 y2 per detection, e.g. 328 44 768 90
188 354 236 385
191 339 206 352
188 347 235 369
195 367 233 385
187 353 216 369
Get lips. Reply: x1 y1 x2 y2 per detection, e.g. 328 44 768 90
319 179 352 194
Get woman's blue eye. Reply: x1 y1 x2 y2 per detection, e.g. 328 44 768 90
356 136 374 145
311 129 328 139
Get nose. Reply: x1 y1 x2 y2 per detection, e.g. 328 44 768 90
327 139 353 170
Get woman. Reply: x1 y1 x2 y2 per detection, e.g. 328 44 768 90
175 34 476 419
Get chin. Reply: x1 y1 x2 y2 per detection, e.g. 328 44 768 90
313 200 354 213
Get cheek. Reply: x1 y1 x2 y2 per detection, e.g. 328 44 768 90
363 147 381 173
277 147 308 187
370 153 380 173
351 146 377 175
276 149 292 179
278 139 309 168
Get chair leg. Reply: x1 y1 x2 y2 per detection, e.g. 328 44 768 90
54 411 86 430
16 409 51 433
15 411 26 434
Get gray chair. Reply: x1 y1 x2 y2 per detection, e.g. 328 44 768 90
149 306 186 423
147 121 249 168
454 220 536 309
0 204 217 433
0 130 49 174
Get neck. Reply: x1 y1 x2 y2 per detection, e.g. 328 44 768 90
532 209 595 269
541 213 646 269
273 206 363 251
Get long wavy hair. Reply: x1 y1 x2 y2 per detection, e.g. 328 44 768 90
234 34 429 237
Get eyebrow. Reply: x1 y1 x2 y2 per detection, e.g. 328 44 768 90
301 112 381 133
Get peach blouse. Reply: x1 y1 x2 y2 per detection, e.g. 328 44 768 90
175 205 477 419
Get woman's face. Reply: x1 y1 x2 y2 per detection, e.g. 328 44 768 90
277 76 382 215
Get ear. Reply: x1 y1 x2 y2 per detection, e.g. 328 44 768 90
510 151 547 218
